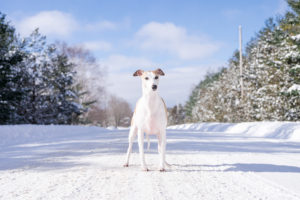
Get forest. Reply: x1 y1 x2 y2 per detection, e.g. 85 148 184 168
168 0 300 124
0 13 131 126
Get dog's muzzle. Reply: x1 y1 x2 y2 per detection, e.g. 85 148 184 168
152 85 157 91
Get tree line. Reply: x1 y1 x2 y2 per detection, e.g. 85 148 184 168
0 12 132 126
168 0 300 124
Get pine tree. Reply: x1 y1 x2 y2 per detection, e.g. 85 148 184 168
50 53 80 124
16 29 82 124
55 43 105 124
185 1 300 122
280 0 300 120
0 12 86 124
16 29 54 123
242 18 288 120
187 69 225 122
184 84 201 122
0 12 25 124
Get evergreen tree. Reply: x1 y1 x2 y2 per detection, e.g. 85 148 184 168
186 69 225 122
0 12 25 124
280 0 300 120
0 13 86 124
17 29 53 123
243 18 289 121
15 29 82 124
184 0 300 123
50 53 81 124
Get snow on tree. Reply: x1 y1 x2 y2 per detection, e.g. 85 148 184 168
55 42 107 124
185 0 300 122
0 17 85 124
49 53 81 124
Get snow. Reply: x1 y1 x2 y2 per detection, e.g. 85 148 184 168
168 122 300 141
1 123 300 199
291 34 300 41
0 125 106 146
292 64 300 70
288 84 300 93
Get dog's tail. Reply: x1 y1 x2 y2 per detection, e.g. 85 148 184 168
146 134 150 150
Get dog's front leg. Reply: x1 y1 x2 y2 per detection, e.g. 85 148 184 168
137 129 148 171
158 130 166 172
124 126 137 167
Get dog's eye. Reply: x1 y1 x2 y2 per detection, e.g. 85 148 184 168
145 77 149 80
155 76 159 79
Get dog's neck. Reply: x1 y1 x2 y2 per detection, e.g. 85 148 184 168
142 86 159 98
142 87 160 112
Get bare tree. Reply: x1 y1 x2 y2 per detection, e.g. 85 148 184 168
55 42 107 123
55 42 133 127
108 95 132 127
85 105 109 126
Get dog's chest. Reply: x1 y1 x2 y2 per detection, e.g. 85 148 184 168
135 95 166 135
144 113 161 135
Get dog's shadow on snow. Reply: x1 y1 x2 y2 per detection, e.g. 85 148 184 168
173 163 300 173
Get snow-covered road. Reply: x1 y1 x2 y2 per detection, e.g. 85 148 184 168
1 124 300 200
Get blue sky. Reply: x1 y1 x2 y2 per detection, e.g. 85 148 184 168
0 0 288 107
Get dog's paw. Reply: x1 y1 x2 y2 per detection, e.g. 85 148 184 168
123 163 129 167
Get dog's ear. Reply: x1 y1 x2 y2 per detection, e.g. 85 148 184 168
155 68 165 76
133 69 144 76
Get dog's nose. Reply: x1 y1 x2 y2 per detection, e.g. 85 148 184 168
152 85 157 90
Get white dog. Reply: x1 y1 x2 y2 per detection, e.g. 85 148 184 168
123 68 169 171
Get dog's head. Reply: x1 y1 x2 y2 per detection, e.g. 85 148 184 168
133 68 165 92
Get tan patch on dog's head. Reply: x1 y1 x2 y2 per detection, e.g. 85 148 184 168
153 68 165 76
133 69 144 76
133 68 165 92
134 68 165 77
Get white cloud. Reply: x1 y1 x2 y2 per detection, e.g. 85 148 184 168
107 66 211 107
105 59 224 107
107 72 142 107
16 10 78 37
82 41 112 51
85 18 131 32
135 22 221 60
102 54 156 72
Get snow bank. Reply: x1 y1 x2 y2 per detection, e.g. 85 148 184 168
168 122 300 141
0 125 109 146
1 122 299 147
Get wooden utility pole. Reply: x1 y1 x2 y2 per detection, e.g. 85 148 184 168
239 25 244 99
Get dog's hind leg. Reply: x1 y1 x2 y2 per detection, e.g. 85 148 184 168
157 134 170 168
123 126 137 167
